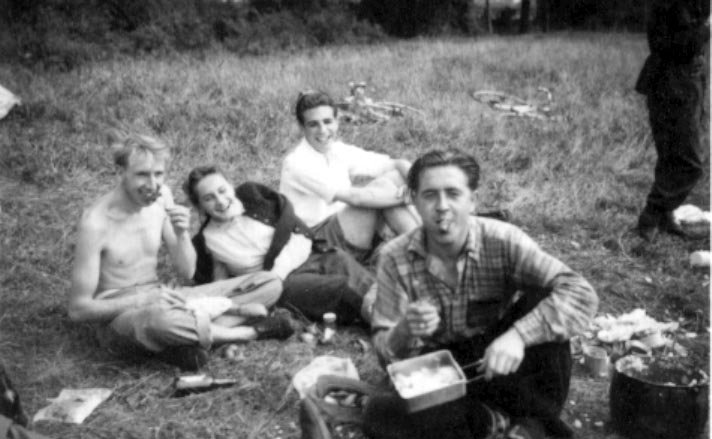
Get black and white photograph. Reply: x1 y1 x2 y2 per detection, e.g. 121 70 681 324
0 1 709 438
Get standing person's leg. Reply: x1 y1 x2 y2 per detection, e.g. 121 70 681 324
638 71 705 239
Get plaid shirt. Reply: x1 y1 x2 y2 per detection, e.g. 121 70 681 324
371 217 598 363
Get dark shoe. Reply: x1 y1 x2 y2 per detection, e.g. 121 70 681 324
157 346 209 372
541 417 574 438
636 222 659 242
636 208 661 242
506 418 545 439
253 315 294 340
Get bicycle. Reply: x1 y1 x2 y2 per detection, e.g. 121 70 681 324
336 82 424 124
471 87 555 121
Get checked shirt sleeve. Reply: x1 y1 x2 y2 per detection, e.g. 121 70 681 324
506 228 599 347
371 249 424 364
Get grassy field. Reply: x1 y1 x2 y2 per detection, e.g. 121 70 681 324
0 33 709 439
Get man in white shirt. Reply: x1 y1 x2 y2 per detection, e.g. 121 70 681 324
280 90 420 264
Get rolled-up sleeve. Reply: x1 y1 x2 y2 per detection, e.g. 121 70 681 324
506 228 599 346
270 233 312 280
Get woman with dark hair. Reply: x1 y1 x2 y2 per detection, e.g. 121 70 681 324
185 166 375 325
279 90 421 266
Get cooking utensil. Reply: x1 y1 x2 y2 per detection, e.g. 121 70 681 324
387 350 467 413
609 356 709 439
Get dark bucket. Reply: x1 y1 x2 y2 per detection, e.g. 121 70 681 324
609 358 709 439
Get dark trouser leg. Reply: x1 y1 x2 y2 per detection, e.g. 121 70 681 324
278 250 374 324
644 75 704 215
434 289 572 436
450 340 571 429
363 396 474 439
317 248 375 298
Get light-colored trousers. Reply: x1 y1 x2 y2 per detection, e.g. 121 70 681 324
95 272 281 354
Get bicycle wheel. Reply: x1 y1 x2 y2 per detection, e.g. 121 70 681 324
471 90 528 110
376 101 425 117
472 90 551 120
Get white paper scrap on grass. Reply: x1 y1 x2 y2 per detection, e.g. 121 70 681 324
673 204 711 225
0 84 20 120
33 388 112 424
292 356 359 399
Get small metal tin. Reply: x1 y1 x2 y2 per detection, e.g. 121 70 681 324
387 350 466 413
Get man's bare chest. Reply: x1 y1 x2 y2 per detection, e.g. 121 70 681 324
101 213 164 267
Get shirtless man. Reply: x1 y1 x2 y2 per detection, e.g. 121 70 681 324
68 133 293 371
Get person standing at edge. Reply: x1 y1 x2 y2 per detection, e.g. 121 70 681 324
635 0 710 241
368 150 598 439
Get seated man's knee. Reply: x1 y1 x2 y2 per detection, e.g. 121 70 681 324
368 171 402 191
382 169 406 186
247 272 283 306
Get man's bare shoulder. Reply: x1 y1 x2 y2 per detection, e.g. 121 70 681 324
77 192 115 237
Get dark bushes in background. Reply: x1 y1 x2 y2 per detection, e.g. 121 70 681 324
0 0 385 69
359 0 473 37
0 0 646 70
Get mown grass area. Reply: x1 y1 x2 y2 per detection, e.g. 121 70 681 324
0 33 709 439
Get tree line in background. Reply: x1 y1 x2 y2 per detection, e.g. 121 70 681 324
0 0 647 69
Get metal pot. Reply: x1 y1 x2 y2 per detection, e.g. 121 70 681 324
609 358 709 439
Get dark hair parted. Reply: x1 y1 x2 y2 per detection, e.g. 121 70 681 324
407 149 481 192
294 90 337 125
183 165 221 207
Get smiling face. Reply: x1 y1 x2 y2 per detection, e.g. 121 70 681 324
413 165 476 255
301 105 339 154
120 151 167 207
194 173 244 223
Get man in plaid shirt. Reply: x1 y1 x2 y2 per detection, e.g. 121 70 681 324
367 150 598 439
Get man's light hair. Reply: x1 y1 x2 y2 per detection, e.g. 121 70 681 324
111 133 170 169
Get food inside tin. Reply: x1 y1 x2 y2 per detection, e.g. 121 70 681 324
617 355 709 387
392 365 461 398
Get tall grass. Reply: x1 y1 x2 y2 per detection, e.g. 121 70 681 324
3 34 687 221
0 34 708 439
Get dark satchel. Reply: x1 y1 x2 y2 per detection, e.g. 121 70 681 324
0 365 26 428
299 375 383 439
0 364 49 439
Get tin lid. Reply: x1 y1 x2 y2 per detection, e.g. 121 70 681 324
323 312 337 324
